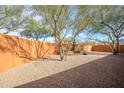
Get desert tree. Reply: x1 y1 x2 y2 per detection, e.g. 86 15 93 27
66 6 95 52
20 17 51 58
33 5 72 60
88 5 124 54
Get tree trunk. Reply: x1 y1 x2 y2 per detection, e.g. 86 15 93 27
59 43 65 61
113 49 119 55
72 39 76 52
113 39 119 55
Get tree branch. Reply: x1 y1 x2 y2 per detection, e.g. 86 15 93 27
117 22 124 31
101 21 118 37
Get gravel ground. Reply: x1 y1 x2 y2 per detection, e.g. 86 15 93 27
0 53 124 88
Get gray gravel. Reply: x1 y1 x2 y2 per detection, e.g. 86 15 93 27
0 54 124 88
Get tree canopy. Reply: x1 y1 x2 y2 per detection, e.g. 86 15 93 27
0 5 124 59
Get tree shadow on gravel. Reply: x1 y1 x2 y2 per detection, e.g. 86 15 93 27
15 55 124 88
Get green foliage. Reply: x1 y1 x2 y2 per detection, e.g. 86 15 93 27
69 5 95 43
33 5 71 43
0 6 24 33
20 18 51 40
91 6 124 31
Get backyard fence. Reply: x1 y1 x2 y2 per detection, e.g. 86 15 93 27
0 33 124 72
0 33 56 72
92 45 124 53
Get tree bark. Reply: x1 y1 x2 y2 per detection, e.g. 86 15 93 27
72 39 76 52
59 43 65 61
113 38 119 55
113 49 119 55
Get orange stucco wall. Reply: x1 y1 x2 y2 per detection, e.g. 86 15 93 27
119 45 124 53
0 33 124 72
0 33 93 72
75 45 92 52
0 33 56 72
92 44 124 53
92 45 112 52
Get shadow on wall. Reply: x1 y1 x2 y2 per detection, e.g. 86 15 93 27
0 33 56 72
15 55 124 88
